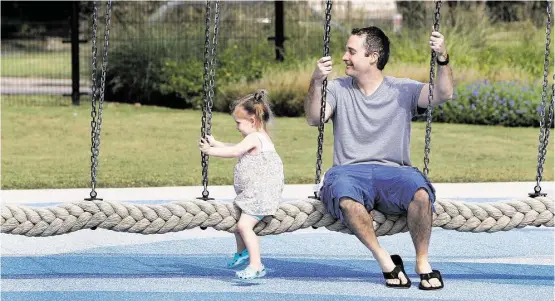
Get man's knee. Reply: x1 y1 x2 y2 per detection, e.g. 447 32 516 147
412 188 431 206
339 197 365 214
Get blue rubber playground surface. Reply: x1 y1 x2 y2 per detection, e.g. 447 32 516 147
1 183 554 301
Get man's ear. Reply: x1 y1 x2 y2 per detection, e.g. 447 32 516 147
369 52 379 65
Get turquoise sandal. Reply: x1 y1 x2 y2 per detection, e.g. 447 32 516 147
227 249 249 269
236 265 266 280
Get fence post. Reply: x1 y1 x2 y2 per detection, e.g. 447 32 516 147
274 1 285 61
70 1 80 106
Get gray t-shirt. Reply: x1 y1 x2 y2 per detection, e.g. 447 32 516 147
326 76 425 167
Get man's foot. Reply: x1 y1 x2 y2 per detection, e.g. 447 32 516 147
416 262 443 290
376 251 410 288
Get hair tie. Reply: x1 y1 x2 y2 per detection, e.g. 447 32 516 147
254 89 266 104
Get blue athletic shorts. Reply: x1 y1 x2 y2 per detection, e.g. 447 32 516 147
319 164 436 221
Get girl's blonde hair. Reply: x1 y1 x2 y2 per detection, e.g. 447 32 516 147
231 89 274 130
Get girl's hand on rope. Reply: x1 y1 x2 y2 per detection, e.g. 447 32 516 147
429 30 447 58
199 138 211 154
312 56 332 82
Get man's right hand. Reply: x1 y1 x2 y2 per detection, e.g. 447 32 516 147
312 56 333 82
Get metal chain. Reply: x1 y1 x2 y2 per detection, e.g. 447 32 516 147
88 1 99 199
549 72 555 139
199 1 219 200
548 72 555 149
206 1 220 136
87 1 112 201
200 1 212 199
96 0 112 147
532 0 553 197
423 0 442 176
314 0 333 198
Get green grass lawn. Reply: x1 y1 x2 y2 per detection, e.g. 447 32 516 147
2 98 553 189
1 51 74 78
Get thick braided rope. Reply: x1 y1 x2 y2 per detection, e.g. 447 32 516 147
1 197 553 237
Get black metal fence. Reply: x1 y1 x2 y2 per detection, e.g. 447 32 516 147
1 1 405 106
2 1 96 106
5 1 548 107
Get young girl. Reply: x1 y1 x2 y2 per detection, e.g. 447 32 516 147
199 89 284 280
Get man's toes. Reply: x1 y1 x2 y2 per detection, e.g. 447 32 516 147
386 279 400 285
386 272 408 286
420 279 432 288
399 272 408 285
429 278 442 287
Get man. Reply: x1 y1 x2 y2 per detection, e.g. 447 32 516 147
304 26 453 290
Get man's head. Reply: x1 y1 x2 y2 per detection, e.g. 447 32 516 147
342 26 390 76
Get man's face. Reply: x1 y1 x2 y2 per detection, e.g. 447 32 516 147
342 35 378 77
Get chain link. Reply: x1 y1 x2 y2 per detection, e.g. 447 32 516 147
314 0 333 197
532 0 553 196
200 1 212 199
88 1 99 199
207 1 220 136
199 1 220 200
547 72 555 157
423 1 442 176
87 1 112 201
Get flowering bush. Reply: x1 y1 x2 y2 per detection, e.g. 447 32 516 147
428 81 552 127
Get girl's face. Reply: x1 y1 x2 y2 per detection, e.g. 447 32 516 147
232 107 256 136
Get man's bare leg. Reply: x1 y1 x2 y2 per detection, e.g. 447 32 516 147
340 197 408 286
407 188 441 288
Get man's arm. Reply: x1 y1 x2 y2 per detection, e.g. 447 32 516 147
305 56 333 126
417 31 454 108
305 79 333 126
417 62 454 107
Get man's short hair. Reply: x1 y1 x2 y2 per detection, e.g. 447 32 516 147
351 26 390 70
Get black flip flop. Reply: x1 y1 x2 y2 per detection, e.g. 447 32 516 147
418 269 444 290
383 254 412 289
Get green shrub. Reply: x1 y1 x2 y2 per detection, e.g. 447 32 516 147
103 7 550 122
105 13 351 108
429 80 551 127
160 42 278 109
107 38 174 105
106 25 202 107
159 59 205 108
214 64 312 117
216 80 308 117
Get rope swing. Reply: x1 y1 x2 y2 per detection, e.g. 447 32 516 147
2 1 553 238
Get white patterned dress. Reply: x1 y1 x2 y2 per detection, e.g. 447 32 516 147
233 132 284 216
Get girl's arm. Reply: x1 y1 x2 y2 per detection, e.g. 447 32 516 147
211 141 236 147
207 135 235 147
200 133 260 158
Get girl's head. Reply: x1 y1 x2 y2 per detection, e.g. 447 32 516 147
231 89 273 136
